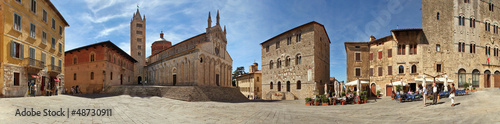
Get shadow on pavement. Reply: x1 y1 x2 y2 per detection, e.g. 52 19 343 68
68 93 123 99
212 99 282 103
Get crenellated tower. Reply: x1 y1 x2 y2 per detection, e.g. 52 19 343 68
131 7 146 84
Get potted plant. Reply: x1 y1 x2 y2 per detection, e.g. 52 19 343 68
396 85 402 102
376 90 381 97
321 95 329 106
305 98 312 106
362 91 368 103
314 98 320 106
463 83 470 94
473 87 476 92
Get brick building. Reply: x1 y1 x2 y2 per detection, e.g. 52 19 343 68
64 41 136 93
1 0 69 97
345 0 500 97
261 21 331 100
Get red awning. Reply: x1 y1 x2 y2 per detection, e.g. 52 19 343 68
54 78 60 82
31 75 40 78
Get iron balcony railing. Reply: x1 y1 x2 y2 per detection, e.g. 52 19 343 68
50 65 62 73
25 58 45 69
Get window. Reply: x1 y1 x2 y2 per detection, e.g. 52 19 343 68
73 57 77 64
398 44 405 55
462 16 465 26
285 56 290 67
42 9 47 22
13 13 21 31
58 43 62 53
14 72 20 86
269 60 273 69
355 68 361 77
287 37 292 45
16 0 21 3
266 45 269 52
29 23 36 38
59 26 63 35
257 77 259 82
437 12 439 20
297 81 301 89
138 45 141 50
411 65 417 74
137 38 142 42
458 42 465 52
138 52 141 56
398 65 404 74
436 44 441 52
270 82 273 89
489 3 495 11
41 52 46 64
51 38 55 49
458 69 466 87
436 64 442 72
355 53 361 61
378 51 382 59
378 67 383 76
42 31 46 44
472 44 476 53
472 70 479 87
470 18 473 27
409 44 417 55
388 66 392 75
52 18 55 29
387 49 392 58
74 73 76 80
277 58 282 68
10 41 23 59
464 0 470 3
486 46 490 55
369 68 373 76
50 56 54 68
459 16 462 26
473 19 476 28
276 41 280 49
91 72 94 80
29 47 35 59
136 31 142 35
136 23 143 27
296 33 301 42
110 72 113 80
30 0 36 13
369 53 373 61
58 59 61 68
90 53 95 62
355 46 360 48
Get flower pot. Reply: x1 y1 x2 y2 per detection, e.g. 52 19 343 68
342 102 345 105
398 98 402 103
322 103 329 106
364 100 367 103
332 102 335 106
314 102 319 106
305 102 311 106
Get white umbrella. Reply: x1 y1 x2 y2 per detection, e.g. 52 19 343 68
345 79 369 86
387 81 407 86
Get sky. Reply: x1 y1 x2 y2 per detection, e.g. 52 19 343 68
52 0 422 82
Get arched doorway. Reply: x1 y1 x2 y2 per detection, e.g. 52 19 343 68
495 71 500 88
173 74 177 86
286 81 290 92
138 76 142 84
371 83 377 97
459 69 467 88
277 81 281 91
120 74 123 85
485 70 491 88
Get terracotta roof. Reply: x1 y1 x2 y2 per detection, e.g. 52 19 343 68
65 41 137 63
148 33 206 57
260 21 331 45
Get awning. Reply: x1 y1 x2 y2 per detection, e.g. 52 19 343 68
415 78 453 83
31 75 41 78
345 79 369 86
54 78 60 82
386 81 407 86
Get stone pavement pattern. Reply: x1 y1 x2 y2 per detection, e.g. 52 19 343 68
1 89 500 123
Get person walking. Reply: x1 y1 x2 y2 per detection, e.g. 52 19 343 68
450 83 456 106
423 85 427 106
433 83 438 105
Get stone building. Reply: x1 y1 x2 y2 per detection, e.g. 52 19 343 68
130 8 146 84
236 63 262 100
261 21 331 100
1 0 69 97
145 10 233 87
64 41 136 93
345 0 500 97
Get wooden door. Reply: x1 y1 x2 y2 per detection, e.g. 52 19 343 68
386 86 393 96
371 83 376 97
495 75 500 87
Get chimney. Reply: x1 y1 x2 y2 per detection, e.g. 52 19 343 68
369 35 376 41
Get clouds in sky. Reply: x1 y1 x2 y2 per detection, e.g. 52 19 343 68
52 0 422 82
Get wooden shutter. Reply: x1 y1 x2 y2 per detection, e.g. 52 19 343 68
388 66 392 75
388 49 392 57
20 44 24 59
378 51 382 59
369 68 373 76
378 67 383 76
10 41 15 57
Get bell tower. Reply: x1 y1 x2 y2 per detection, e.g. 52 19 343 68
131 6 146 84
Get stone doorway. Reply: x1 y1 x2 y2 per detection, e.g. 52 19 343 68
173 74 177 86
120 74 123 85
277 81 281 91
138 76 142 84
485 70 491 88
371 83 376 97
216 74 220 86
286 81 290 92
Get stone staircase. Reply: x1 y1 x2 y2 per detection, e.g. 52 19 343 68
104 85 248 102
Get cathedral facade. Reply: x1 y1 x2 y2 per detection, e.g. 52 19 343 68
141 11 233 87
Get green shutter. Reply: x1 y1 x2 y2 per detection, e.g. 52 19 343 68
10 41 15 57
20 44 24 59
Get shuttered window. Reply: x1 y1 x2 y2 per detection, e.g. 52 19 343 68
10 41 23 59
388 66 392 75
378 67 383 76
387 49 392 58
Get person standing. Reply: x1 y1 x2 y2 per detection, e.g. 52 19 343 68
450 83 456 106
433 83 438 105
423 85 427 106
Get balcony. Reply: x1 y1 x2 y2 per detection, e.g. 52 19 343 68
24 58 45 70
50 65 62 73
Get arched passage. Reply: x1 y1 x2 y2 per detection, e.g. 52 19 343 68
485 70 491 88
458 69 466 88
495 71 500 88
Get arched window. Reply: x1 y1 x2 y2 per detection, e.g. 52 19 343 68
411 65 417 74
110 72 113 80
74 73 76 80
270 82 273 89
90 53 95 62
269 60 274 69
286 81 290 92
257 77 259 82
472 69 479 87
296 54 302 65
297 80 301 89
398 65 404 74
285 56 291 66
277 58 282 68
277 81 281 91
90 72 94 80
73 57 77 64
458 69 467 87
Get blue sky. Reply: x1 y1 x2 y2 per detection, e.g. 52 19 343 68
53 0 422 82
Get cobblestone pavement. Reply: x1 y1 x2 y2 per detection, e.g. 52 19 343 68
1 89 500 124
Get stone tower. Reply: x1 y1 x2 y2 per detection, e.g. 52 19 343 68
131 7 146 84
